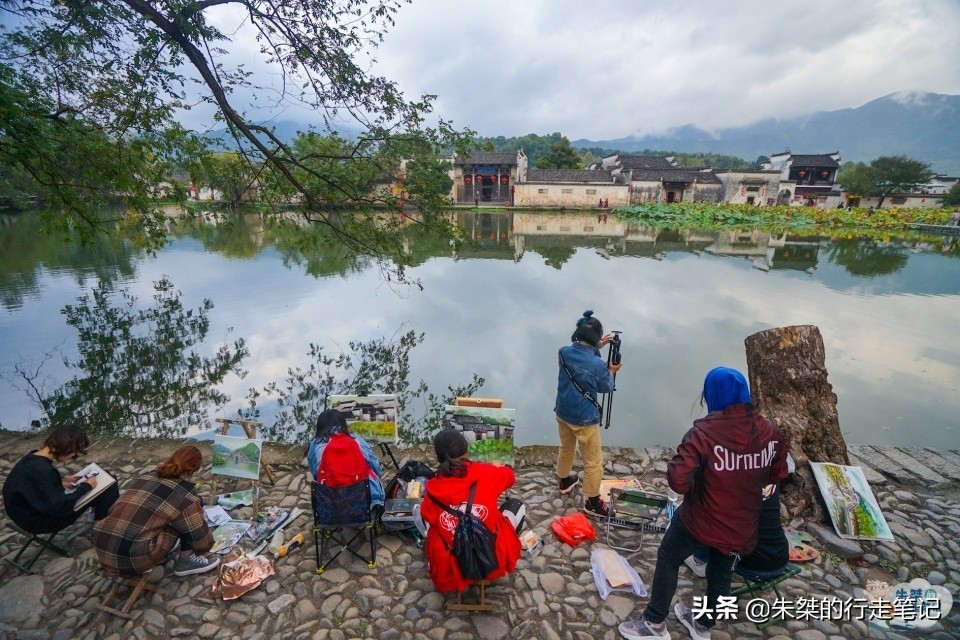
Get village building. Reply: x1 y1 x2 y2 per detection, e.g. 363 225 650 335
449 150 528 205
714 169 782 205
512 169 629 208
921 175 959 195
762 151 844 208
592 155 724 204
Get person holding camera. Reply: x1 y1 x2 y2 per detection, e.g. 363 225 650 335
555 310 621 518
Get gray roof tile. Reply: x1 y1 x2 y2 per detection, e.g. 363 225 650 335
527 169 618 183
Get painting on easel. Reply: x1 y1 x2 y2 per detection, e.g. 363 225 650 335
330 394 398 444
810 462 893 541
212 434 263 481
442 405 515 465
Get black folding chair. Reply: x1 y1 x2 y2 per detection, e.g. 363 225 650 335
604 488 669 553
311 480 378 575
4 523 72 574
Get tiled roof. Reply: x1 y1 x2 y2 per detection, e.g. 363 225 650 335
790 154 840 167
456 151 518 165
631 169 721 184
618 155 675 170
526 169 618 183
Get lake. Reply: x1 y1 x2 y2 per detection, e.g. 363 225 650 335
1 210 958 449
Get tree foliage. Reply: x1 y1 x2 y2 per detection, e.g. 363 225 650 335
241 330 484 444
535 137 583 169
13 277 248 437
943 181 960 207
837 162 874 198
838 156 932 206
0 0 471 278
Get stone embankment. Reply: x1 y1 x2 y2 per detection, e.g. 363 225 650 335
0 432 958 640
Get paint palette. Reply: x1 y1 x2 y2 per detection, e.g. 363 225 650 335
785 526 819 562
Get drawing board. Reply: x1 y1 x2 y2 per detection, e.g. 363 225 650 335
810 462 893 541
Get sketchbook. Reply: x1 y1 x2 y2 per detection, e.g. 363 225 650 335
69 463 117 511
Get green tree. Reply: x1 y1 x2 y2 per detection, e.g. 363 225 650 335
194 152 254 208
940 181 960 207
868 155 932 207
1 1 471 278
837 161 874 198
536 137 583 169
13 277 248 437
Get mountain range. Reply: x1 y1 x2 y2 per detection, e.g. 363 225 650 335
571 91 960 174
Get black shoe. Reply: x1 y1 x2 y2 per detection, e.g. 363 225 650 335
558 474 580 495
583 496 612 519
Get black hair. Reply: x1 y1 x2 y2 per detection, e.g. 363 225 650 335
570 309 603 348
315 409 350 441
42 423 89 458
433 429 469 478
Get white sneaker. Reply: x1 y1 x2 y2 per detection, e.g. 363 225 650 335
684 555 706 578
674 602 711 640
618 617 671 639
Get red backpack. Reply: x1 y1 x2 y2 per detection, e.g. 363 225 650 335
316 433 372 487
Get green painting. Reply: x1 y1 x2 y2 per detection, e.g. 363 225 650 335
330 394 398 444
443 405 515 465
810 462 892 541
212 434 263 480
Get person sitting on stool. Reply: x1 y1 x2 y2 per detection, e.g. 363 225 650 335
2 423 119 535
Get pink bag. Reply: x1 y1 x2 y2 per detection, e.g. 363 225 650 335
550 513 597 546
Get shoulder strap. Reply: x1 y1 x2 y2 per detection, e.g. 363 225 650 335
558 348 603 411
426 481 478 521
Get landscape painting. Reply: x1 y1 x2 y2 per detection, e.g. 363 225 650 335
212 434 263 480
443 405 515 465
330 394 398 444
810 462 893 541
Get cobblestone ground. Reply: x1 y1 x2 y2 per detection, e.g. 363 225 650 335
0 433 958 640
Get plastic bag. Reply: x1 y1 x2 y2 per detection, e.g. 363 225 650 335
550 513 596 546
590 548 648 600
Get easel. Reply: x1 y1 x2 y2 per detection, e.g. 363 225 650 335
214 418 276 515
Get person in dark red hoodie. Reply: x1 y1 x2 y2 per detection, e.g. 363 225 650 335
619 367 788 640
420 430 524 594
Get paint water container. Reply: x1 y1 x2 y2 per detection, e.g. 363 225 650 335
268 530 284 556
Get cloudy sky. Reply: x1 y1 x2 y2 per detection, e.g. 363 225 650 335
201 0 960 141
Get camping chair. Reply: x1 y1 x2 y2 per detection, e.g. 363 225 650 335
730 562 802 630
4 523 72 574
311 480 378 575
447 580 495 612
95 573 162 620
604 488 669 553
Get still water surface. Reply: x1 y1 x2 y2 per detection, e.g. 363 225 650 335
1 211 958 449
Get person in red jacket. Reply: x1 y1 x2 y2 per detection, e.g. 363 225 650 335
420 430 524 594
619 366 788 640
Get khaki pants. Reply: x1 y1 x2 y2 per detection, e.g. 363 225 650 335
555 416 603 498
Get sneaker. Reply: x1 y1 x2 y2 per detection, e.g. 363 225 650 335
583 496 612 519
684 555 707 579
558 474 580 495
173 553 221 577
674 602 711 640
619 616 671 639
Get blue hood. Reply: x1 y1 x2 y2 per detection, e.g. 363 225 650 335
703 367 751 413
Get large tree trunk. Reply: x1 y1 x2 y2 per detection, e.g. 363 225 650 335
744 325 848 521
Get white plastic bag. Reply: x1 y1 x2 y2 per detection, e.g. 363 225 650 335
590 548 648 600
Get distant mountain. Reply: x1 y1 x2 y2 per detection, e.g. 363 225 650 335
572 92 960 174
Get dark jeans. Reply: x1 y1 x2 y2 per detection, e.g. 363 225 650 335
643 514 735 629
22 483 120 535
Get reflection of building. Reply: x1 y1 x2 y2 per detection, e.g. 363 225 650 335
763 152 843 208
450 151 528 205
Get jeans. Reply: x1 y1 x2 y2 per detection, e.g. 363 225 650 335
643 514 735 629
555 416 603 498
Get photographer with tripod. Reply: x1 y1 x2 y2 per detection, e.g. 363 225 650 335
555 310 622 519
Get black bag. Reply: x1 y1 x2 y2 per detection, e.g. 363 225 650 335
384 460 435 500
427 481 499 581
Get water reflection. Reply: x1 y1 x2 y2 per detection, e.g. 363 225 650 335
0 210 958 449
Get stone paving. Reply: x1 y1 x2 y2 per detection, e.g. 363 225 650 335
0 432 958 640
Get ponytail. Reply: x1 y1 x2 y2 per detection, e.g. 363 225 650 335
433 430 469 478
157 445 203 479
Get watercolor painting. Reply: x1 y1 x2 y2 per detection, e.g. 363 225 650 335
330 394 398 444
442 405 515 465
212 434 263 480
810 462 893 541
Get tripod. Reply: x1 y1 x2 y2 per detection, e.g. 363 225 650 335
600 331 622 429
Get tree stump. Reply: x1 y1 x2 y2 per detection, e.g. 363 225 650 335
744 325 848 521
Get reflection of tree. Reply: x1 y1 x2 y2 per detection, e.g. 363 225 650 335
175 214 265 260
529 246 576 270
825 239 908 277
12 277 247 438
0 212 139 310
